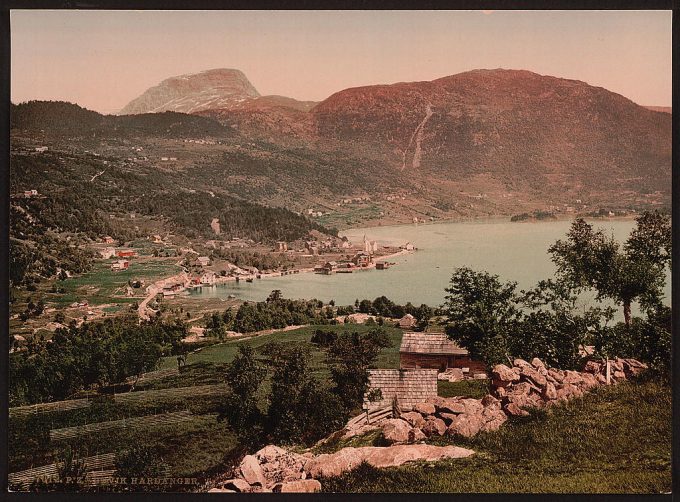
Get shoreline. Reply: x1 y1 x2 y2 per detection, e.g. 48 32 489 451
338 213 639 234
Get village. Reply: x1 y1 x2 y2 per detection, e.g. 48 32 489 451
85 231 418 324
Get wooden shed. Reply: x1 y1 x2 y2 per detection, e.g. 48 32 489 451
399 332 486 373
363 369 438 410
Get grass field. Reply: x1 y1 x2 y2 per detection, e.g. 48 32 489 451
322 376 672 494
54 259 181 307
159 323 404 371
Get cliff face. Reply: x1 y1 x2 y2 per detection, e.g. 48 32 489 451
119 68 261 115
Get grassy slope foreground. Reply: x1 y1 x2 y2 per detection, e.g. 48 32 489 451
322 377 671 494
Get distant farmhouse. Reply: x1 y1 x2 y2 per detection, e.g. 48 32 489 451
195 256 210 267
99 247 116 259
111 259 129 271
398 313 417 328
399 332 485 373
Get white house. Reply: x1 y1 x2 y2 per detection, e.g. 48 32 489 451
200 272 217 285
99 247 116 259
111 260 129 271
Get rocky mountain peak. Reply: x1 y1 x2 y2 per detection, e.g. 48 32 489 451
119 68 260 115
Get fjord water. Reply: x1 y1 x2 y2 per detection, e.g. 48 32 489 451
190 219 671 311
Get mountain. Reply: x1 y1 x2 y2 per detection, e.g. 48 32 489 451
119 68 261 115
12 68 672 227
310 69 671 194
11 101 235 139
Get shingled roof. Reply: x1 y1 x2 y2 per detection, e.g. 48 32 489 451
399 332 468 355
363 369 438 410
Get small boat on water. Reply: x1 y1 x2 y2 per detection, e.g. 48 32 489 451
246 277 253 283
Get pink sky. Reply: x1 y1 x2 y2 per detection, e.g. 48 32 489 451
11 10 672 113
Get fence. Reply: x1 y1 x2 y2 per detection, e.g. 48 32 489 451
125 367 179 384
8 453 117 489
345 405 393 428
10 379 222 419
10 398 92 419
50 410 194 441
112 383 228 404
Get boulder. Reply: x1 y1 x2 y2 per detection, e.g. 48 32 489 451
547 368 565 383
611 359 624 372
580 372 599 390
480 406 508 432
439 412 458 425
491 364 520 387
436 399 466 415
253 445 307 485
408 428 426 443
519 366 548 388
513 358 533 370
401 411 425 428
461 399 484 414
421 416 447 436
481 394 500 408
563 370 585 386
531 358 547 371
255 445 288 463
273 479 322 493
446 413 484 437
541 381 557 401
239 455 266 486
525 392 544 409
413 402 436 416
504 402 529 417
555 383 582 401
504 382 532 408
304 447 365 478
304 445 475 478
223 478 252 493
621 358 647 377
582 360 602 374
361 444 474 470
381 418 412 444
612 370 626 380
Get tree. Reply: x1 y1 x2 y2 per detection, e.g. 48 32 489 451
518 279 612 369
263 343 345 445
326 329 392 411
548 213 670 327
443 267 521 368
218 345 266 448
266 289 283 303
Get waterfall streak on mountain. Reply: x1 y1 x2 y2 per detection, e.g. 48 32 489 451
401 103 433 170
